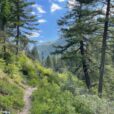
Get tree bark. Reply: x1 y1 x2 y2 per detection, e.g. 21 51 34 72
16 1 20 55
16 24 20 55
98 0 111 97
80 40 91 89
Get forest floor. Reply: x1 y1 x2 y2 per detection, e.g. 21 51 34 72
19 86 37 114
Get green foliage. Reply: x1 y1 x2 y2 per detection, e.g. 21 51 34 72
0 76 24 113
73 95 113 114
30 60 114 114
31 71 114 114
0 0 11 18
30 46 40 60
10 0 38 53
17 52 39 85
103 65 114 99
45 55 53 68
31 79 75 114
0 50 114 114
36 61 54 76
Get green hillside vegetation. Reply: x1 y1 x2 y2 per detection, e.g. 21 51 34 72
31 64 114 114
0 52 35 113
0 51 114 114
0 51 52 113
0 70 24 114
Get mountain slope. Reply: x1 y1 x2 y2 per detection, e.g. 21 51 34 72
37 38 66 59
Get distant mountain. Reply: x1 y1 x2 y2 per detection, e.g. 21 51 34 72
37 38 66 60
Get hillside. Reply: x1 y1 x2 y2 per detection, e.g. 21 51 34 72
0 52 114 114
0 52 35 114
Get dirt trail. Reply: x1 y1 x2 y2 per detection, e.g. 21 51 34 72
19 87 37 114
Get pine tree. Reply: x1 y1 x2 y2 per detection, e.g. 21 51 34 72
45 55 53 68
56 0 99 89
98 0 111 97
31 46 40 60
0 0 12 59
10 0 38 55
41 52 45 66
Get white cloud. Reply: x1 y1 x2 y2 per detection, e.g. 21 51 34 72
68 0 80 9
32 4 46 14
51 3 62 12
31 11 36 15
38 40 45 43
49 0 65 2
37 6 46 14
38 19 47 23
102 5 107 14
58 0 65 2
31 32 40 38
27 31 40 38
31 11 43 18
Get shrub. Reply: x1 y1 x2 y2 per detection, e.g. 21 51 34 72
31 70 114 114
17 53 38 86
0 79 24 112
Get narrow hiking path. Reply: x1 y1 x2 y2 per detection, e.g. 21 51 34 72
19 87 37 114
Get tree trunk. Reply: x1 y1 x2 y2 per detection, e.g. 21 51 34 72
16 25 19 55
98 0 111 97
16 1 20 55
80 40 91 89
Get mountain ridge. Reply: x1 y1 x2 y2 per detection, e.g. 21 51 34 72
37 38 66 59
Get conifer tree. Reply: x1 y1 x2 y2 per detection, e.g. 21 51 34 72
98 0 111 97
46 55 53 68
10 0 38 55
31 46 40 60
0 0 12 59
56 0 99 89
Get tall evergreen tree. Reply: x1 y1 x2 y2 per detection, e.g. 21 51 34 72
45 55 53 68
0 0 12 59
31 46 40 60
56 0 99 89
98 0 111 97
10 0 38 55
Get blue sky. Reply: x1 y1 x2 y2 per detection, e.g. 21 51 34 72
30 0 67 43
